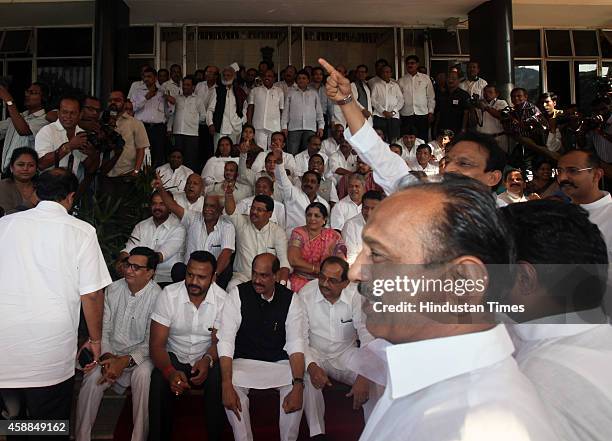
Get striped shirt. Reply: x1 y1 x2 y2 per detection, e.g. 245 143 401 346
101 279 162 365
587 114 612 163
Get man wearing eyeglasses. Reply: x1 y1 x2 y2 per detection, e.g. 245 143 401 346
0 83 49 175
299 256 378 439
557 149 612 260
76 247 161 441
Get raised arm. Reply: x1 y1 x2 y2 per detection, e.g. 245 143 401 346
152 171 185 219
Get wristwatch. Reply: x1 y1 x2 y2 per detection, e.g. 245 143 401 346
5 100 14 107
292 377 305 387
203 353 214 368
335 94 353 106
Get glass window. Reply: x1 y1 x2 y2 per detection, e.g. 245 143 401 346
127 58 154 84
37 59 92 107
304 27 395 76
513 30 541 58
160 27 183 70
546 61 571 108
429 29 459 55
603 61 612 78
37 28 92 57
600 30 612 58
546 30 572 57
128 26 154 56
458 29 470 55
514 62 541 101
574 61 598 113
572 30 599 57
0 30 33 55
5 60 32 111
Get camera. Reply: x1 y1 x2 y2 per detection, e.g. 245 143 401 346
580 114 604 131
87 107 125 153
468 93 480 107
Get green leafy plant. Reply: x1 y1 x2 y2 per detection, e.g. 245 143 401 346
75 167 156 278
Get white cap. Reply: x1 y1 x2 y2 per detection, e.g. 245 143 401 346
228 62 240 73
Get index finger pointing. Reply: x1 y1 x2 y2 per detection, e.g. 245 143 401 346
318 58 337 76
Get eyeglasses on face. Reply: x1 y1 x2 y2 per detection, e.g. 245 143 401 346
553 167 593 177
123 261 148 271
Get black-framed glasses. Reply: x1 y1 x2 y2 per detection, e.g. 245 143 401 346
123 261 148 271
553 167 593 177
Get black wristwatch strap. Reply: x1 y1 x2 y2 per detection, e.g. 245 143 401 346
292 377 304 386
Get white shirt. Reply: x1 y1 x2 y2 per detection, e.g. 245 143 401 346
511 315 612 441
123 216 186 283
321 137 340 157
344 124 410 195
410 161 439 177
224 211 290 278
581 192 612 261
156 163 194 193
300 280 373 369
342 213 365 265
370 80 404 119
477 98 508 135
274 80 299 97
194 82 217 109
251 150 296 178
151 281 226 365
0 109 48 172
102 279 161 365
275 163 330 234
172 94 207 136
398 72 435 116
330 195 361 230
207 86 244 135
175 193 204 213
35 120 87 177
293 150 328 179
326 150 358 185
130 85 167 124
248 85 284 132
217 285 305 359
281 88 324 132
497 191 528 205
360 325 558 441
427 139 446 161
0 201 111 387
201 156 239 186
397 137 425 163
235 195 286 231
181 210 235 263
460 77 489 99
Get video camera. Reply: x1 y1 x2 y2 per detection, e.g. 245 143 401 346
86 106 125 153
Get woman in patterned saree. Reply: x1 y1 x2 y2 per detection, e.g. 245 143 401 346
288 202 347 292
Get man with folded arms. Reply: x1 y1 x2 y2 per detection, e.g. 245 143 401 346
218 253 306 441
148 251 227 441
300 257 377 439
76 247 161 441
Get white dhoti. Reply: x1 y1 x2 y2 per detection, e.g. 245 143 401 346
226 359 304 441
75 360 153 441
303 349 384 436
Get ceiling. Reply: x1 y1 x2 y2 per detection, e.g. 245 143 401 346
0 0 610 28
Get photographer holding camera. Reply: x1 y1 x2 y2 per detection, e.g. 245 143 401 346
98 90 150 199
585 97 612 166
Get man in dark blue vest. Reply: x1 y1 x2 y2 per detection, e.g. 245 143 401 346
218 253 306 441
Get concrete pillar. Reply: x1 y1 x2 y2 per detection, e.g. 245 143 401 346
468 0 514 101
94 0 129 102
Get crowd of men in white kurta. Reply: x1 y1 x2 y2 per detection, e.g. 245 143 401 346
0 53 611 441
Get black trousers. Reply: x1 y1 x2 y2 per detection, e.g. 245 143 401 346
198 124 215 168
373 116 401 143
144 123 168 169
174 134 201 173
401 114 430 141
4 376 74 441
149 353 225 441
